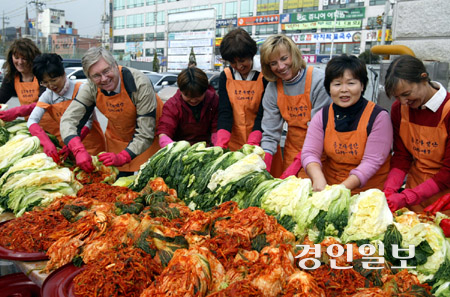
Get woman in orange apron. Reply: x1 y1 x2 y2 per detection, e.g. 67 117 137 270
0 38 45 120
215 29 280 173
60 47 160 176
383 55 450 215
259 35 331 179
301 55 392 194
27 53 105 162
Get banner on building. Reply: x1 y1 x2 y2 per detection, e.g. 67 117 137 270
291 30 362 43
216 18 237 28
238 15 280 26
282 19 361 30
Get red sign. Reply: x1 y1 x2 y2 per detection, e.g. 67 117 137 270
238 15 280 26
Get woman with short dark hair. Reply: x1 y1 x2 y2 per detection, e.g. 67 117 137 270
301 54 392 193
383 55 450 214
215 28 268 154
27 53 105 162
157 67 218 146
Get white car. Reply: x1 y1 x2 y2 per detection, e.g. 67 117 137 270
0 59 6 83
65 67 88 83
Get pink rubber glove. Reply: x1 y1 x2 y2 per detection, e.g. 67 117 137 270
58 145 70 160
247 130 262 146
98 150 131 167
264 152 273 173
280 151 302 179
211 132 217 145
28 123 59 163
80 126 90 140
158 135 173 148
68 136 94 172
383 168 407 197
0 103 36 121
215 129 231 148
386 178 440 212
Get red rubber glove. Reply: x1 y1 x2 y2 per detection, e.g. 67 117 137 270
280 151 302 179
0 103 36 121
264 152 273 173
28 123 58 163
58 145 70 160
215 129 231 148
80 126 90 140
383 168 407 197
68 136 94 172
98 150 131 167
386 178 440 212
211 132 217 146
440 219 450 237
247 130 262 146
158 135 173 148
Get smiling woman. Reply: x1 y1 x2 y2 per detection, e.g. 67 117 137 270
301 54 392 194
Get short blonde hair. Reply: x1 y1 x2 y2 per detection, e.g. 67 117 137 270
260 35 306 82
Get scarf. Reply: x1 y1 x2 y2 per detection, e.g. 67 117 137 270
332 96 367 132
57 77 70 97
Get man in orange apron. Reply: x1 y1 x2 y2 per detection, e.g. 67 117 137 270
60 47 159 176
383 55 450 215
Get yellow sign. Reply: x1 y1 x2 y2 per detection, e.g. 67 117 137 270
377 29 392 41
257 2 279 12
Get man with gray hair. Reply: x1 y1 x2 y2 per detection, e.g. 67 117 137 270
60 47 160 175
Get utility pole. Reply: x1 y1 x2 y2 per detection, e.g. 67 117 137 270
29 0 44 47
101 0 109 48
2 11 10 43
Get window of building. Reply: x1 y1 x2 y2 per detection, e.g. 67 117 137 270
114 35 125 43
370 0 388 5
225 2 237 18
193 5 208 11
145 33 155 41
240 26 253 35
240 0 254 17
113 16 125 29
113 50 125 57
156 32 165 40
147 0 155 5
168 8 189 14
211 3 223 18
113 0 125 10
157 11 165 25
127 0 145 8
146 12 155 26
255 24 278 35
127 14 144 28
216 28 222 37
127 34 144 42
256 0 279 15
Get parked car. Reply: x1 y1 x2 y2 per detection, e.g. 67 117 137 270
145 72 178 93
0 59 5 83
62 59 82 68
157 71 220 103
65 67 88 83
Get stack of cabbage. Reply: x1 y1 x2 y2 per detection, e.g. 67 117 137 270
132 141 271 211
0 120 82 216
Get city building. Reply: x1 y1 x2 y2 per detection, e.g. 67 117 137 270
110 0 393 71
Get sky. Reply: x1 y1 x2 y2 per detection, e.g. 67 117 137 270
2 0 106 38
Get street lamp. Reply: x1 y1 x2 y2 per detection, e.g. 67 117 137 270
329 10 348 59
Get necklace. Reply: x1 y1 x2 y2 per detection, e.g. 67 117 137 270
336 114 347 120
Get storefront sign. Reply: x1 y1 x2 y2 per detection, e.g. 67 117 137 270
216 18 237 28
291 30 362 43
280 8 365 24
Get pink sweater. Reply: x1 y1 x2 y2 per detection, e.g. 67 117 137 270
301 107 393 187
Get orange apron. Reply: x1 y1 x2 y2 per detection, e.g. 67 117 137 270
400 100 450 213
225 67 264 151
323 101 390 195
95 66 163 172
276 66 314 178
36 82 106 155
14 74 59 137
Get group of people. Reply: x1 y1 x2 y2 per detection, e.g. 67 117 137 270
1 32 449 215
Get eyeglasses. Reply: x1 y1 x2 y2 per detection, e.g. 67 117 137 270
40 76 62 88
90 65 114 82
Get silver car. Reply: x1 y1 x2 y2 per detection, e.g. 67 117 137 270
145 73 178 93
